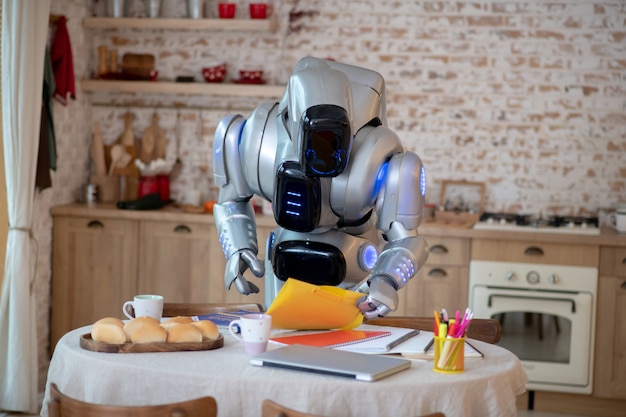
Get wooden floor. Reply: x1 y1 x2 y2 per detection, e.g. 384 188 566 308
516 391 626 417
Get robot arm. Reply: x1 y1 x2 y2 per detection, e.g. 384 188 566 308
213 114 265 295
357 152 430 318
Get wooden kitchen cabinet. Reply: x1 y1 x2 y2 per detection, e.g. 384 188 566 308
50 205 276 351
138 219 269 307
50 215 139 351
398 235 470 316
594 246 626 400
471 239 598 267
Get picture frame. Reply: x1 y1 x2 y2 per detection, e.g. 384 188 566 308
440 180 485 214
434 180 485 225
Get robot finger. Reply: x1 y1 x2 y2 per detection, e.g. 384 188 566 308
240 250 265 277
233 276 260 295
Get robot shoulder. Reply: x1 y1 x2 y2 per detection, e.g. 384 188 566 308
330 125 404 221
375 151 426 232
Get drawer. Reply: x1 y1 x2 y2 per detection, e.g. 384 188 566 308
599 247 626 276
423 236 470 266
471 239 598 267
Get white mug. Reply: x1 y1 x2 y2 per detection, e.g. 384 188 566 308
608 202 626 234
182 189 202 206
228 313 272 355
123 294 164 320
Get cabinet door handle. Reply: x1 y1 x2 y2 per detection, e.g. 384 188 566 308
174 225 192 233
87 220 104 229
621 281 626 290
429 244 448 254
524 246 544 256
622 257 626 265
428 268 447 277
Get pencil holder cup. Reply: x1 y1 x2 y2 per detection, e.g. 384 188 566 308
433 335 465 373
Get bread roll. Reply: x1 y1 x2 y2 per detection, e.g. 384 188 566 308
129 322 167 343
124 316 160 339
161 316 194 330
166 323 202 343
191 320 220 340
92 317 127 344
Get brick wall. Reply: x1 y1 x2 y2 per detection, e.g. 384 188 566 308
35 0 626 389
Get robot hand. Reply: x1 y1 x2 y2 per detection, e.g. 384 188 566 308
356 277 399 319
224 249 265 295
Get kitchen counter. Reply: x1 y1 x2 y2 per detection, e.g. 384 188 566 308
51 203 626 247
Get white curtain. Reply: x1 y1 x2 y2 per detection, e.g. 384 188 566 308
0 0 51 412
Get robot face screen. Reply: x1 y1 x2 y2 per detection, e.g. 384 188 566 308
299 105 351 177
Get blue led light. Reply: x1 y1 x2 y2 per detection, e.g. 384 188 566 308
372 163 388 200
420 165 427 197
359 244 378 271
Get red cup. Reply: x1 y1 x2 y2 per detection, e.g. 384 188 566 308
249 3 270 19
202 62 227 83
239 68 264 82
218 3 236 18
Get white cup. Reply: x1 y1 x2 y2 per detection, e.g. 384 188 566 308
608 205 626 234
228 313 272 355
123 294 164 320
182 189 202 206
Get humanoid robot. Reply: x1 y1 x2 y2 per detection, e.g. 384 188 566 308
213 57 429 318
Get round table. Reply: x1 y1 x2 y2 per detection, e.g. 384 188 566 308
41 325 527 417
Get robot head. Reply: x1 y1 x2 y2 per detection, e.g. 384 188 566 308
299 104 351 177
281 57 355 178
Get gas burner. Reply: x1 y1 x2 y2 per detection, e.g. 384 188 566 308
475 213 600 235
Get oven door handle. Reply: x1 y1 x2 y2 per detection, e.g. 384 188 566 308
488 294 576 313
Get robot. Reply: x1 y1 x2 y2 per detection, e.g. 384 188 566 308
213 57 429 318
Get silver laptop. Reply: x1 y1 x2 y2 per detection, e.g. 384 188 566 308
250 344 411 382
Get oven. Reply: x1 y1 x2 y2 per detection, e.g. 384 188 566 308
469 260 598 394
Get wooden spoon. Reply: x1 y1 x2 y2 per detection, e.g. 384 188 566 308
109 144 125 176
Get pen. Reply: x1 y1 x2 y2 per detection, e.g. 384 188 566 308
465 340 484 359
385 329 419 351
423 337 434 353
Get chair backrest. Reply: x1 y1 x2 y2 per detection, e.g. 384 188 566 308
48 383 217 417
163 302 264 317
364 316 501 344
262 399 446 417
262 399 324 417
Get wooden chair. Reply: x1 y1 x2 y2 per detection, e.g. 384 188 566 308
262 399 325 417
262 399 446 417
48 383 217 417
364 316 501 344
163 302 264 317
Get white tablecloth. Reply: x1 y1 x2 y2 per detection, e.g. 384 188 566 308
41 326 527 417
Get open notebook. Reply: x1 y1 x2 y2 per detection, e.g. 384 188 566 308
270 327 419 353
250 344 411 382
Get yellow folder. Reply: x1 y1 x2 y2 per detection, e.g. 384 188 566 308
266 278 364 330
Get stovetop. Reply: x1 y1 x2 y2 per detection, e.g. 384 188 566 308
473 212 600 235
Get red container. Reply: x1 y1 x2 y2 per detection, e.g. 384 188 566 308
249 3 269 19
157 175 170 202
138 176 159 199
218 3 236 18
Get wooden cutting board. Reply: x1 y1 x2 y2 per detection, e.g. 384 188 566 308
80 333 223 353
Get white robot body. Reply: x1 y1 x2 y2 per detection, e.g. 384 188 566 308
213 57 429 317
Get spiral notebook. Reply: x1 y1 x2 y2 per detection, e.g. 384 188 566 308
270 327 419 353
271 329 391 349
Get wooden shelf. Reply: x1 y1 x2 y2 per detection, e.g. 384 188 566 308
83 17 276 31
81 79 285 98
